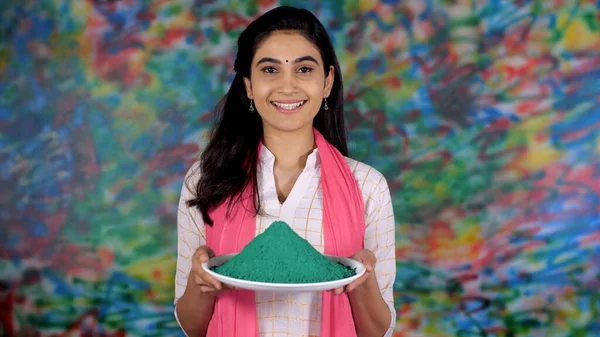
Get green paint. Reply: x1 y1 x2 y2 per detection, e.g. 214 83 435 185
166 3 182 16
212 221 356 283
450 15 481 28
583 11 599 30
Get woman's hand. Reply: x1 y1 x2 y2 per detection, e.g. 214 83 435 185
190 245 236 294
331 249 377 295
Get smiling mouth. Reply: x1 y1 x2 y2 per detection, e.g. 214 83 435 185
271 100 307 110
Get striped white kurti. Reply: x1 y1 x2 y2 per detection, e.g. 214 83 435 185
174 145 397 336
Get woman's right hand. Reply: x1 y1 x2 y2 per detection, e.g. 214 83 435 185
191 245 236 294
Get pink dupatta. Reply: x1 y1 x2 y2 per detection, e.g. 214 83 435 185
205 129 365 336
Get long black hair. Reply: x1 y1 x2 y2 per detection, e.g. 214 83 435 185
187 6 347 225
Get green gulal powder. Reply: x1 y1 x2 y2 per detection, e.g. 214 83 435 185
212 221 356 283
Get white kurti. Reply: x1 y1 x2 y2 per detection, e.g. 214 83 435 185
174 145 397 336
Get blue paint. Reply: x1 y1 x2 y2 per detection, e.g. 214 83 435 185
31 221 49 236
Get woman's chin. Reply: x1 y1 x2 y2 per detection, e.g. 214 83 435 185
262 118 315 134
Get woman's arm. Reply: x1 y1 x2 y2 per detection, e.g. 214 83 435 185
348 271 393 337
173 164 217 336
175 275 217 337
348 174 397 337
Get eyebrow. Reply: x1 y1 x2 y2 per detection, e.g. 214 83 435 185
256 56 320 67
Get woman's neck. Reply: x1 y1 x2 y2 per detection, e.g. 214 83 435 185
262 125 315 171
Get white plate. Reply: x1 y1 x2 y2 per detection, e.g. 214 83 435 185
202 254 366 293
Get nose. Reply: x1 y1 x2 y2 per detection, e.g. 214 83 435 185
278 71 297 94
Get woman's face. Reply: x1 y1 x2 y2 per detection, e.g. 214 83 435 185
244 31 334 136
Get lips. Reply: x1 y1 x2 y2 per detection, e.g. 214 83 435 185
271 100 306 109
270 100 307 114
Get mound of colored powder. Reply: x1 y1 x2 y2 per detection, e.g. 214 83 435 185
211 221 356 283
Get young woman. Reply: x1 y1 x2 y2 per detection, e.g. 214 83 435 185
174 6 396 337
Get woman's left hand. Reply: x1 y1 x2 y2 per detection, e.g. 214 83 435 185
331 249 376 295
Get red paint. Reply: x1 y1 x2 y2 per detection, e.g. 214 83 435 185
147 144 199 171
486 117 511 132
0 291 17 336
159 28 189 48
580 231 600 245
259 0 277 7
217 11 252 32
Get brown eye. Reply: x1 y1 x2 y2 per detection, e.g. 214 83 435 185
262 66 277 74
298 66 313 74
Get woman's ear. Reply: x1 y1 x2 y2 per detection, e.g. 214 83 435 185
324 65 334 98
243 77 253 99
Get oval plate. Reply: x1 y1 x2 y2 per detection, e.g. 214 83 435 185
202 254 366 293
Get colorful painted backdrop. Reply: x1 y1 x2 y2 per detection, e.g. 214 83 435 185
2 0 599 336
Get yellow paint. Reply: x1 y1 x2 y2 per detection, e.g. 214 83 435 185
384 79 421 101
359 0 378 11
562 19 600 52
411 176 430 188
341 53 358 80
446 164 462 178
556 11 570 30
505 114 563 173
89 79 120 97
149 22 166 36
366 61 418 100
115 92 156 130
460 222 481 243
423 323 446 335
0 48 9 73
128 49 148 75
506 137 563 173
434 182 448 199
124 254 176 290
71 0 93 15
144 71 163 93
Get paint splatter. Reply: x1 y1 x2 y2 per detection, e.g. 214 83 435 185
1 0 598 336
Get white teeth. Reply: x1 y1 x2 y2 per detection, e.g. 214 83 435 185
273 101 305 109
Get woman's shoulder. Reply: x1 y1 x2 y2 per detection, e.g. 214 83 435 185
181 160 202 197
185 160 202 179
343 156 390 196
